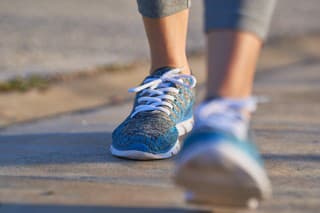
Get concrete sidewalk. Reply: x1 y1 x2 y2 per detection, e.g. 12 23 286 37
0 50 319 212
1 0 320 80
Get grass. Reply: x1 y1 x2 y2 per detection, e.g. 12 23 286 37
0 75 50 93
0 62 139 93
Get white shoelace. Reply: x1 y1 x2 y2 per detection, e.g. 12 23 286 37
128 68 196 118
195 97 268 139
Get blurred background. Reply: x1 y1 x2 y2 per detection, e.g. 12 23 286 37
0 1 320 212
0 0 319 127
1 0 320 79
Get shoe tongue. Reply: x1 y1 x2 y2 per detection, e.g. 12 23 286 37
150 67 177 77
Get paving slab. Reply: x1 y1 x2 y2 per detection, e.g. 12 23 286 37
0 54 320 212
1 0 320 80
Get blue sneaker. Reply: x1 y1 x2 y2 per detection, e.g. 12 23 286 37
111 67 196 160
174 98 272 209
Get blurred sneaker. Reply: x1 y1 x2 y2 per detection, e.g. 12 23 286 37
111 67 196 160
174 97 272 209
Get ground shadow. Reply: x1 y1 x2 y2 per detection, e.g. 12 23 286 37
1 131 319 166
0 131 130 166
263 153 320 162
0 203 212 213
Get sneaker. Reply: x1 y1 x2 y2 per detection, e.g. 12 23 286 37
174 97 272 209
111 67 197 160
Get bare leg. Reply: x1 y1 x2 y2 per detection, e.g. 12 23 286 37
142 9 191 75
206 31 262 99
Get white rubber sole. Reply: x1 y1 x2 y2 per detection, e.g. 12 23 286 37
110 117 194 160
174 141 272 209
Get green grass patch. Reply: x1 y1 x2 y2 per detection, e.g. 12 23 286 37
0 75 50 93
0 62 140 93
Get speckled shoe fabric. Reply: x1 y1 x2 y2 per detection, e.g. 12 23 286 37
111 67 196 160
174 98 272 209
